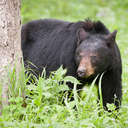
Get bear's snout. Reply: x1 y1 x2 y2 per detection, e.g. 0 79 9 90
77 57 95 78
77 68 86 78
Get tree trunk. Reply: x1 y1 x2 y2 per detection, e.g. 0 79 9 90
0 0 22 112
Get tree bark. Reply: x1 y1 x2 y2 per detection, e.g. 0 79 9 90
0 0 22 112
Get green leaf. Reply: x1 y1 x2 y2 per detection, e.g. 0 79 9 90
58 85 69 91
64 76 80 85
43 92 52 98
107 103 116 111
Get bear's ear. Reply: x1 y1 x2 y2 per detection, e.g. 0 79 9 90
106 30 117 47
77 28 88 45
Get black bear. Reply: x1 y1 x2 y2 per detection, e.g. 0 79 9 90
21 19 122 110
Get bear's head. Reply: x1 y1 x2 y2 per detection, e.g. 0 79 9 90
75 27 117 78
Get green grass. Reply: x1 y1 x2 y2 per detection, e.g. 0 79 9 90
0 0 128 127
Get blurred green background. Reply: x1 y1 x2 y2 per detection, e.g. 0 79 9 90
21 0 128 31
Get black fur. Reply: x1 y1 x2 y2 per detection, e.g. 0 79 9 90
21 19 122 110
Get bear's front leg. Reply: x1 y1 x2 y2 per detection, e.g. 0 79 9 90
98 70 122 111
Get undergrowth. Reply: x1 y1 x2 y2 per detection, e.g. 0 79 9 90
0 66 126 128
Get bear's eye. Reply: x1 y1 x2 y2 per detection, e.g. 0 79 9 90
90 56 99 65
90 56 97 59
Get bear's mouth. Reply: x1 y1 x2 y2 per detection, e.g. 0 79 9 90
77 70 95 78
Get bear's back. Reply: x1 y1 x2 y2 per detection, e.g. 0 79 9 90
21 19 78 77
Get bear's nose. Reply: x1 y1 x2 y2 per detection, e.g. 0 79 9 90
77 69 86 77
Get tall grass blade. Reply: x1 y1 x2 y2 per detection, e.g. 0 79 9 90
98 72 105 109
